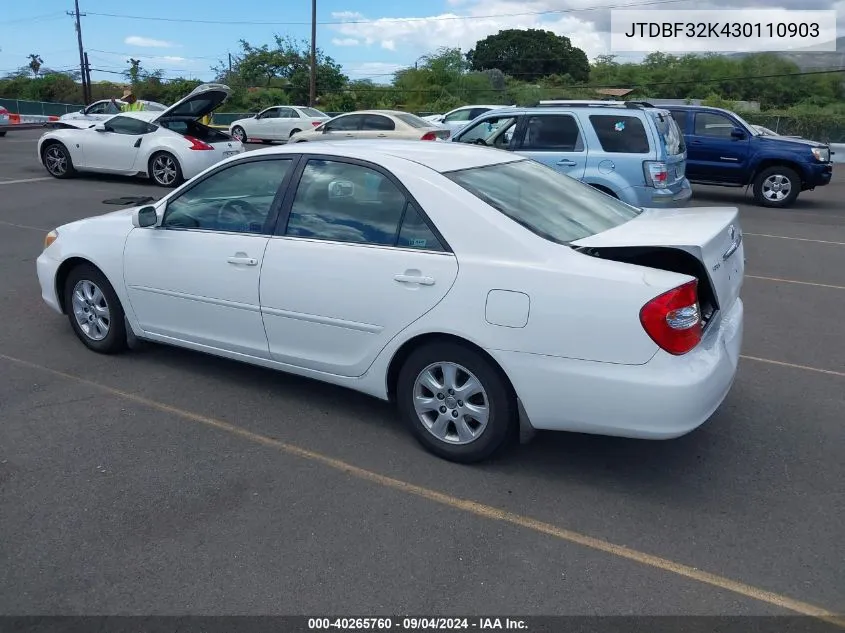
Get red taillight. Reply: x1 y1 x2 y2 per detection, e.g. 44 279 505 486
312 121 322 127
0 107 8 115
420 131 438 141
639 280 702 355
185 135 213 150
644 161 669 188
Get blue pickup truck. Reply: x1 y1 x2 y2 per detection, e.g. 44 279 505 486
665 105 832 208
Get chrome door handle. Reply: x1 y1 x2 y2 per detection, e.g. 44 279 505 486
394 274 435 286
377 134 388 138
227 256 258 266
557 159 577 166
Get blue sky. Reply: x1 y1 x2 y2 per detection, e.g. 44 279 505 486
1 0 842 87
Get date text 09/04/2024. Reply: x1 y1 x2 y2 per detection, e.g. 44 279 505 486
623 22 820 38
307 618 528 630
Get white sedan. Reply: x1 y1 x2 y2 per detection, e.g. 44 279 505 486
423 105 513 133
228 106 330 143
290 110 450 143
35 140 744 463
38 84 243 187
59 99 168 122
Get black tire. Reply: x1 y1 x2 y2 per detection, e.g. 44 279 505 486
753 165 800 208
0 130 7 137
589 184 618 198
148 151 183 188
231 125 246 143
41 141 76 179
63 263 127 354
396 342 516 463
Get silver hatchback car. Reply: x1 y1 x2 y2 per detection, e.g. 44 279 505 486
451 101 692 208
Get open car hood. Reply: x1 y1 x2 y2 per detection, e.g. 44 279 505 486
152 83 231 122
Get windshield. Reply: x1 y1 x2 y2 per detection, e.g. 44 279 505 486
395 112 434 128
300 107 327 118
445 159 643 244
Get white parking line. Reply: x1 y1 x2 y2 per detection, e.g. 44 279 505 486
745 233 845 246
0 220 47 232
746 275 845 291
0 177 54 185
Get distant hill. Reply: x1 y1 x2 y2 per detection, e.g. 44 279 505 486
727 36 845 70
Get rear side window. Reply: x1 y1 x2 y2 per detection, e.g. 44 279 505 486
397 203 445 252
394 113 432 129
521 115 583 152
649 111 686 155
588 115 650 154
363 115 395 131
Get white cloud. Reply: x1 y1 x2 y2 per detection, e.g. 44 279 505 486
329 1 607 61
124 35 177 48
331 11 364 20
343 61 407 84
331 37 360 46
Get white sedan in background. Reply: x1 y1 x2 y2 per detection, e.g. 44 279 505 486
38 83 243 187
0 105 9 136
423 105 513 133
35 140 743 463
290 110 450 143
228 106 331 143
59 99 167 122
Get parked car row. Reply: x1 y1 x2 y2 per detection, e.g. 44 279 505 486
34 87 833 209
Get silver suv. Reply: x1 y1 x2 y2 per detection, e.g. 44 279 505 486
451 100 692 208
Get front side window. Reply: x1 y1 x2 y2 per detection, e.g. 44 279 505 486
163 159 293 233
444 109 473 123
694 112 736 138
87 102 109 115
104 116 155 135
286 160 409 246
589 115 650 153
455 115 518 147
259 108 280 119
325 115 363 132
521 115 583 152
445 159 641 244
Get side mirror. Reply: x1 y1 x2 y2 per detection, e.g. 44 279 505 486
94 123 107 133
731 128 746 140
132 206 158 228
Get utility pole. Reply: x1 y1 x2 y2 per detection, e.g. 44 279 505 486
68 0 90 104
83 52 92 100
228 52 233 75
309 0 317 107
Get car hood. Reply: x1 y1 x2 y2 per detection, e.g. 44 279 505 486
153 83 231 122
757 134 827 149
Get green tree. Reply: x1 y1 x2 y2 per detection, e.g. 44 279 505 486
467 29 589 83
125 58 142 85
27 54 43 78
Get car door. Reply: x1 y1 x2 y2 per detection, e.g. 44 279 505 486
359 114 395 139
442 107 474 132
318 114 365 141
252 107 280 139
513 113 588 180
686 111 750 184
122 156 297 358
260 157 459 377
83 115 156 172
276 107 300 139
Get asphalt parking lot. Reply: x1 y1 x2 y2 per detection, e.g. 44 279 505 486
1 129 844 621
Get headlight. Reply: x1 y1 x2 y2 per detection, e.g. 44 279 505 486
812 147 830 162
44 229 59 249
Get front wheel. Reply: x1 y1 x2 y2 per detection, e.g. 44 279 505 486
63 264 127 354
149 152 183 188
396 342 516 463
753 166 800 208
42 142 75 179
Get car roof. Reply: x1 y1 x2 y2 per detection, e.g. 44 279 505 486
481 105 653 116
336 110 424 117
660 104 732 114
241 139 524 173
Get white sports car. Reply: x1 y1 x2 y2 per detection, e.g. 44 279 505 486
59 98 168 122
38 84 243 187
35 140 744 463
228 106 331 143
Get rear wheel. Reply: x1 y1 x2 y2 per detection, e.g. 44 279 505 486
753 166 800 208
42 142 75 178
0 130 6 137
396 342 516 463
63 264 127 354
149 151 183 188
289 128 301 138
231 126 246 142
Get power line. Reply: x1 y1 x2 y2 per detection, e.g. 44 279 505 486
85 0 692 26
0 11 65 25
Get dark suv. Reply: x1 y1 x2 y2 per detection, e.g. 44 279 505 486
666 105 832 208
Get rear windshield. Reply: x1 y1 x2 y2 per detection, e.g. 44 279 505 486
300 107 327 118
649 110 686 155
445 159 642 244
395 112 434 128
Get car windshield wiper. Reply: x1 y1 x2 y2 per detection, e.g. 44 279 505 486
102 196 157 206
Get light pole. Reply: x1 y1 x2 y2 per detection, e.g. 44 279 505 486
309 0 317 107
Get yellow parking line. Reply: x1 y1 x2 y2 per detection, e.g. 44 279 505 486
0 351 843 626
740 355 845 378
746 275 845 291
744 233 845 246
